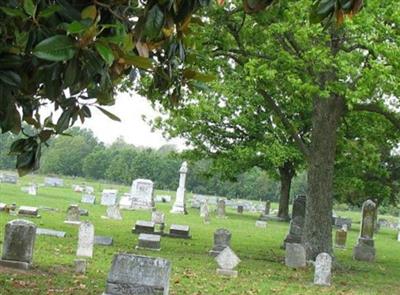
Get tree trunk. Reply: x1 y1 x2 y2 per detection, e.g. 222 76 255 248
278 161 295 220
303 96 344 260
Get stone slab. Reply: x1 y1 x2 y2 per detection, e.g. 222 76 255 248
36 228 66 238
0 259 31 270
95 236 113 246
137 233 161 251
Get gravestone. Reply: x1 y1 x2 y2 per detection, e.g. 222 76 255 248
127 179 155 210
335 217 352 230
101 189 118 206
255 220 267 228
0 203 6 211
169 224 191 239
81 194 96 205
36 228 66 238
85 186 94 194
44 177 63 187
74 259 87 274
1 173 18 184
216 199 226 218
209 228 231 257
80 209 89 216
283 195 306 247
137 234 161 251
64 205 80 225
103 205 122 220
95 236 113 246
237 205 244 214
200 200 209 218
0 219 36 270
215 247 241 277
18 206 40 218
76 221 94 258
151 211 165 233
133 220 155 234
27 185 37 196
353 199 377 262
285 243 306 268
334 229 347 249
314 253 332 286
73 185 84 193
102 254 171 295
171 161 188 214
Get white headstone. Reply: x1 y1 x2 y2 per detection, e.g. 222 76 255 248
76 221 94 258
101 189 118 206
151 211 165 224
314 252 332 286
255 220 267 228
129 179 154 210
200 200 209 218
170 161 188 214
106 205 122 220
215 247 241 277
81 194 96 204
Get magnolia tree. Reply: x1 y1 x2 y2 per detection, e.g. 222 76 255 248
140 0 399 259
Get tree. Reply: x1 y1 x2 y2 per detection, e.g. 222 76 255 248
142 0 399 259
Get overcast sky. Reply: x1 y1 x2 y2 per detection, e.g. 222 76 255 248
76 91 186 149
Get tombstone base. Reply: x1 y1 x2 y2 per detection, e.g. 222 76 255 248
259 215 289 222
282 234 302 249
209 248 225 257
0 259 31 270
170 204 187 214
101 216 122 221
216 268 238 277
353 239 375 262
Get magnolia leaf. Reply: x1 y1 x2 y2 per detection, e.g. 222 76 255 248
96 106 121 122
95 42 114 66
143 4 164 39
23 0 36 17
121 55 153 69
33 35 76 61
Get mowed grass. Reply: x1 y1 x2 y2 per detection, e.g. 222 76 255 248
0 174 399 295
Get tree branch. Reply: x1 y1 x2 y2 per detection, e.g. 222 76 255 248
353 103 400 130
257 88 310 159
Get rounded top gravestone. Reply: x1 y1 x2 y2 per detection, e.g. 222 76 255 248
314 252 332 286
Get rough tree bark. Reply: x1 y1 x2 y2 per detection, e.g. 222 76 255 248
278 161 295 220
303 95 344 260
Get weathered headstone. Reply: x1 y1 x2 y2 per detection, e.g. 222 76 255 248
353 199 377 262
64 205 80 225
126 179 155 210
18 206 40 218
215 247 241 277
1 173 18 184
237 205 244 214
216 199 226 218
0 219 36 270
79 209 89 216
27 185 37 196
171 161 188 214
74 259 87 274
76 221 94 258
285 243 306 268
36 228 66 238
85 186 94 194
133 220 155 234
209 228 231 257
102 254 171 295
169 224 191 239
314 253 332 286
95 236 113 246
81 194 96 205
151 211 165 225
200 200 209 218
137 234 161 251
103 205 122 220
283 195 306 247
101 189 118 206
255 220 267 228
334 229 347 249
335 217 352 230
44 177 63 187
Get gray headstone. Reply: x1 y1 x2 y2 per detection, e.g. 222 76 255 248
79 209 89 216
133 220 155 234
169 224 191 239
137 234 161 251
103 254 171 295
215 246 241 277
283 195 306 247
151 211 165 224
65 205 80 223
81 194 96 205
0 219 36 270
314 253 332 286
200 201 209 218
1 174 18 184
237 205 244 214
217 199 226 218
285 243 306 268
210 228 231 257
95 236 113 246
76 221 94 258
353 199 376 262
36 228 66 238
44 177 63 187
18 206 40 217
335 217 352 230
334 229 347 249
106 205 122 220
74 259 87 274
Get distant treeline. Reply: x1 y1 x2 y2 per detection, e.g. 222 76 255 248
0 127 306 201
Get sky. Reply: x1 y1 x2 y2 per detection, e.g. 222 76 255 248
76 91 186 149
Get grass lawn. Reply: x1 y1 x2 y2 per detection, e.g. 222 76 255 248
0 174 399 294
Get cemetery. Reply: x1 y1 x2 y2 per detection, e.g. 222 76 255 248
1 0 400 294
0 173 399 294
